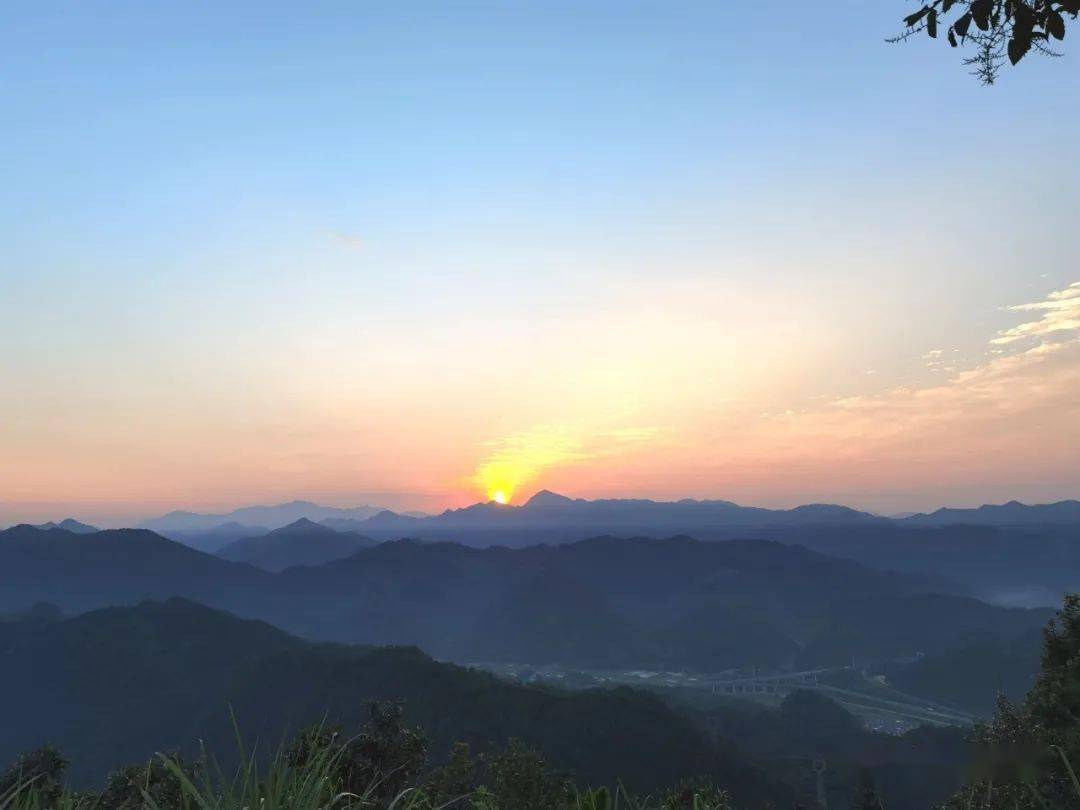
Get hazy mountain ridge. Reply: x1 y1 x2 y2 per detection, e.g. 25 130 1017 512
29 518 99 534
138 500 389 533
13 490 1080 612
216 517 379 572
0 523 1049 682
336 494 1080 606
901 499 1080 526
22 495 1079 607
0 522 1056 808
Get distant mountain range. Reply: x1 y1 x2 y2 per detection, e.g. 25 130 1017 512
204 492 1077 549
19 493 1077 546
30 518 98 534
12 494 1080 607
138 500 404 533
901 499 1080 526
0 523 1051 680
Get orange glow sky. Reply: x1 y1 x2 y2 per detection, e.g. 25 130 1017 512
3 4 1079 526
4 279 1078 526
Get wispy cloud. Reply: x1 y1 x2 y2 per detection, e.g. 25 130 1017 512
991 282 1080 346
743 281 1080 478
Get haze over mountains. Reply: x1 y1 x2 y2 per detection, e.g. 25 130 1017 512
216 517 377 572
24 491 1076 539
138 500 392 533
0 521 1053 700
11 492 1080 606
123 491 1080 540
900 499 1080 526
29 518 99 534
3 491 1075 807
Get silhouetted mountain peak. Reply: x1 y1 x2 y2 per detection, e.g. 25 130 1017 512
271 517 334 536
785 504 875 521
57 518 99 533
24 522 98 535
524 490 576 508
905 499 1080 526
19 518 99 535
140 502 388 533
215 518 376 572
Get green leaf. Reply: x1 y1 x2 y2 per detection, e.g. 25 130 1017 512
972 0 993 29
928 9 939 36
904 6 932 26
948 27 959 45
1047 10 1067 38
1008 34 1032 63
1013 1 1036 31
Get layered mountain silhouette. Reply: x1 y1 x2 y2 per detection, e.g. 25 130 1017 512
216 517 378 571
308 493 1079 605
0 521 1055 681
134 494 1080 603
901 499 1080 526
24 494 1080 607
0 514 1059 809
156 521 270 554
30 518 98 534
109 493 1080 545
139 500 389 533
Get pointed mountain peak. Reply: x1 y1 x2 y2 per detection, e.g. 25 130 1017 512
524 490 575 508
272 517 334 535
29 519 98 534
57 518 99 533
367 509 417 522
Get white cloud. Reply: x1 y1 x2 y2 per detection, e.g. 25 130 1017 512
991 282 1080 346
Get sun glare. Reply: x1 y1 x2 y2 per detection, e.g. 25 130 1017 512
473 427 592 509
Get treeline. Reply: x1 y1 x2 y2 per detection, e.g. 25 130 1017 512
942 594 1080 809
1 704 734 810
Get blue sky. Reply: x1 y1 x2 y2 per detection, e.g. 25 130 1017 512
2 1 1079 524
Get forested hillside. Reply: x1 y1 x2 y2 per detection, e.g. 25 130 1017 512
1 525 1050 676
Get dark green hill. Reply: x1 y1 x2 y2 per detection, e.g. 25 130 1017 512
885 630 1045 715
465 568 644 667
796 593 1052 668
652 600 800 671
0 525 270 614
0 599 790 805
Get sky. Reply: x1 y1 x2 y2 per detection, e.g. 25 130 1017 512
2 1 1079 526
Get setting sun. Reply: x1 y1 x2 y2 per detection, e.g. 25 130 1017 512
491 490 509 505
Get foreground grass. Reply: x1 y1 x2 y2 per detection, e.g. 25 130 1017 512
0 717 732 810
